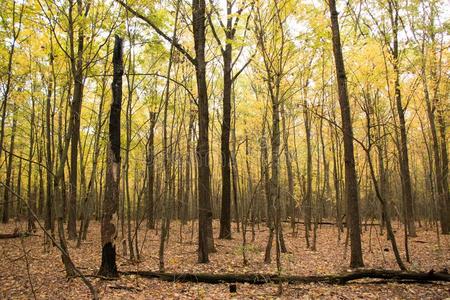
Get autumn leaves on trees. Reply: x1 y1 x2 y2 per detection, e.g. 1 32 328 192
0 0 449 286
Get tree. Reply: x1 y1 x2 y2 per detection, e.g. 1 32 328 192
117 0 215 262
98 35 123 278
207 0 252 240
328 0 364 268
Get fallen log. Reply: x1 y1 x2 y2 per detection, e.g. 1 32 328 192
120 269 450 285
263 219 381 226
0 232 36 239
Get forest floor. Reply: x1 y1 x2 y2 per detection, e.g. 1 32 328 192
0 220 449 299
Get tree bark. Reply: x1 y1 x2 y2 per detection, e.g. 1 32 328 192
98 35 123 278
68 0 88 240
281 104 295 232
193 0 214 263
146 112 157 229
388 0 416 237
2 103 17 224
328 0 364 268
44 60 54 234
218 2 234 240
437 112 449 233
303 97 312 233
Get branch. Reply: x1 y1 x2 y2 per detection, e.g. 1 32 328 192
231 52 255 82
115 0 196 65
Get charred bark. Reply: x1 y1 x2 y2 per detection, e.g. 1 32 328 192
98 35 123 278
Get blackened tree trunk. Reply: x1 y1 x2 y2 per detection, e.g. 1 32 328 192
193 0 214 263
328 0 364 268
98 35 123 278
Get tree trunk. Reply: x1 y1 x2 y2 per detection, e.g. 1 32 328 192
218 2 234 240
45 69 54 234
146 112 157 229
68 0 87 240
388 0 416 237
27 91 37 231
281 104 295 232
193 0 214 263
160 2 180 270
328 0 364 268
437 111 449 233
98 35 123 278
303 98 312 233
2 103 17 224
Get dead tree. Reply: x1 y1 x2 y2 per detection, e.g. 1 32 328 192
98 35 123 278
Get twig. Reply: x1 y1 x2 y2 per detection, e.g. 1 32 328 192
0 182 99 300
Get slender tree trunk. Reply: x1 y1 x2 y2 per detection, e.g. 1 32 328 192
2 103 17 224
27 84 37 231
303 98 312 234
183 111 194 225
45 53 55 234
437 112 449 233
160 1 180 270
146 112 157 229
231 106 240 233
388 0 416 237
125 29 136 261
281 104 295 232
328 0 364 268
68 0 88 240
218 1 235 240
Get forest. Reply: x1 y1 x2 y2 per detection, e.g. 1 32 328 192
0 0 449 298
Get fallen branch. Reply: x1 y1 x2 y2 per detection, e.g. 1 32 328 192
287 220 380 226
120 269 450 285
0 232 37 239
